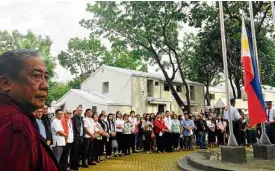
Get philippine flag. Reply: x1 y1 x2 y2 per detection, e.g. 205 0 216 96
241 18 267 127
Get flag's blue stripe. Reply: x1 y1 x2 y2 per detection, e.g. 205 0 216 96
247 27 266 110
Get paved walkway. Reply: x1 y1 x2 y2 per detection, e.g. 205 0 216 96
80 151 191 171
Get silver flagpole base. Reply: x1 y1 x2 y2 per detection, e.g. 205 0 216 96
259 122 271 144
227 133 239 147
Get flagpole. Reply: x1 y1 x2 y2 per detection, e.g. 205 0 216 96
219 1 238 147
249 1 271 144
271 1 275 32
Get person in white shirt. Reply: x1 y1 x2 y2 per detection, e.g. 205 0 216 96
51 109 67 163
115 111 124 156
60 110 74 171
266 101 275 144
129 111 138 153
163 111 172 152
230 99 241 144
82 109 96 167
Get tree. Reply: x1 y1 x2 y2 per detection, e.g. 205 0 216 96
188 1 275 98
47 81 71 105
184 27 222 106
0 30 55 78
104 39 148 72
58 38 106 82
80 1 196 112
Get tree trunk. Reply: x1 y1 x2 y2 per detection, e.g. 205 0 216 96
234 75 242 99
229 74 236 99
206 83 211 106
178 66 191 113
167 80 185 111
156 61 185 113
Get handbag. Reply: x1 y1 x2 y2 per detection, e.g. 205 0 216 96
151 132 155 139
112 139 118 148
111 132 116 137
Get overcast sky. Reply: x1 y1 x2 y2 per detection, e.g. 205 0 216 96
0 0 196 82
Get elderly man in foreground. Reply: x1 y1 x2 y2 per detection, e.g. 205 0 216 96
0 49 59 171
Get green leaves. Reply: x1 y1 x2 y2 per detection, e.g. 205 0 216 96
0 30 55 78
58 38 106 79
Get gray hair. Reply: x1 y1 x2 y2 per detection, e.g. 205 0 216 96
0 49 42 79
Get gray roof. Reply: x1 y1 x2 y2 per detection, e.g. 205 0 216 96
101 65 204 86
54 89 131 106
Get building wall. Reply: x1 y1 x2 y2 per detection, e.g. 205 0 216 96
107 105 132 114
131 76 147 114
131 76 204 115
192 84 205 113
81 67 132 104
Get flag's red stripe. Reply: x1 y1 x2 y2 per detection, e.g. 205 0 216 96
246 84 267 127
241 56 254 90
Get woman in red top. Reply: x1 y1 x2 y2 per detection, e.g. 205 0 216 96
153 113 166 153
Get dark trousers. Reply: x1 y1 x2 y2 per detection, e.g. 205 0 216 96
268 124 275 144
247 129 257 145
70 136 83 169
208 131 216 144
237 130 246 146
164 132 172 152
171 133 180 149
156 133 164 152
216 130 224 145
106 137 113 156
122 134 131 154
184 136 192 149
116 132 123 153
131 134 136 151
144 131 152 152
179 137 184 149
60 143 72 171
135 133 143 150
94 139 102 160
82 138 95 165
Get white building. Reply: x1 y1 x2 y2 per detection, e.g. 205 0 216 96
52 65 205 115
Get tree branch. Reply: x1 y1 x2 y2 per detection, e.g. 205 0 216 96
223 2 242 26
256 4 271 35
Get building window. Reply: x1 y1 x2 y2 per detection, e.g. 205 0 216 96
164 83 169 91
210 94 215 100
92 106 97 113
155 81 159 86
176 85 182 92
102 82 109 93
147 80 153 96
190 85 195 100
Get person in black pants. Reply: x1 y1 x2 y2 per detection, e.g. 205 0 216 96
106 114 116 158
163 111 172 152
153 113 165 153
42 105 53 146
99 113 108 160
60 110 74 171
70 106 84 170
82 109 97 167
115 111 124 156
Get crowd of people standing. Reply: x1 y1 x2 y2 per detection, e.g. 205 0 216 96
33 100 266 171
